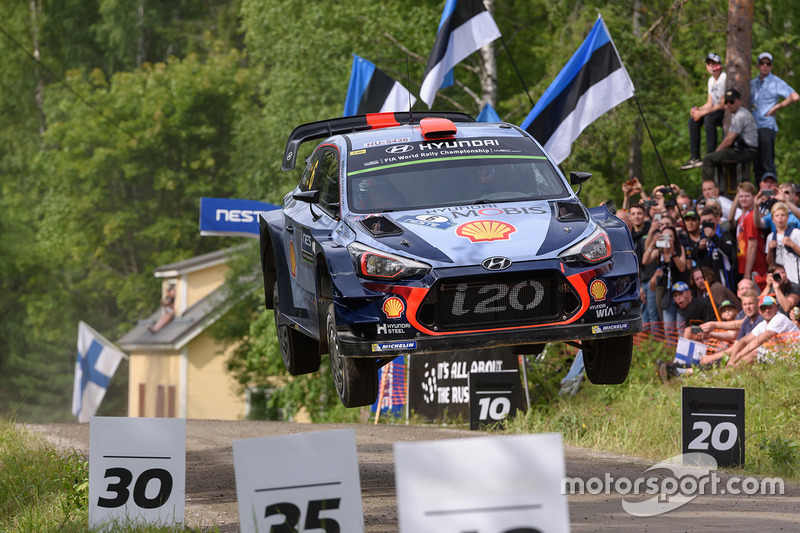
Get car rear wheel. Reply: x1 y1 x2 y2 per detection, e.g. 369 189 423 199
583 334 632 384
326 303 378 408
273 282 320 375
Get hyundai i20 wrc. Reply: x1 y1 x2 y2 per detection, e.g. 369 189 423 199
258 112 641 407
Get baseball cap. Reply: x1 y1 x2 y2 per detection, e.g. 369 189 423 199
684 211 698 219
758 52 773 62
725 88 741 101
671 281 691 293
706 53 721 64
759 295 777 307
719 300 736 310
761 171 778 183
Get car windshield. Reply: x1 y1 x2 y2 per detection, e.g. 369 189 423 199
347 155 569 213
345 134 570 213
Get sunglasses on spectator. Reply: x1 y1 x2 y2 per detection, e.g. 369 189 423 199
724 99 735 104
760 60 772 66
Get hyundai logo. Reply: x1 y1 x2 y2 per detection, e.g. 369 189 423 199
482 256 512 271
386 144 413 154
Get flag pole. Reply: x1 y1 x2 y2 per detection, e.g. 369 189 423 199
633 94 718 312
498 34 535 109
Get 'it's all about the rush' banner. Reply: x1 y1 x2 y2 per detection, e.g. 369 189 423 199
408 348 520 422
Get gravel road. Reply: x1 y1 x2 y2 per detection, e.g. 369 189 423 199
26 420 800 532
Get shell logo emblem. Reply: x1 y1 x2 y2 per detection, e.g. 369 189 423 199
590 279 607 301
382 296 405 319
289 241 296 277
455 220 516 242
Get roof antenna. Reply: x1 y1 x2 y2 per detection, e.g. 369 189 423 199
406 57 413 124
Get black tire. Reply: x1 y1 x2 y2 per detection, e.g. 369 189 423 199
583 334 632 384
326 303 379 407
273 282 320 375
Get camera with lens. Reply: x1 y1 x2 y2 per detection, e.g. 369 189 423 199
659 187 672 195
773 272 782 283
701 220 716 230
642 199 657 209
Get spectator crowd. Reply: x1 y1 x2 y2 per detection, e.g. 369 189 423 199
615 49 800 377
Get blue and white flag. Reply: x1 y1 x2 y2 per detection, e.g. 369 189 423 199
420 0 501 108
521 15 634 165
73 321 127 423
199 197 279 238
344 55 416 116
675 336 708 366
476 102 501 122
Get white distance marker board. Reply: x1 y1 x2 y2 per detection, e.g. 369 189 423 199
394 432 570 533
89 417 185 530
233 428 364 533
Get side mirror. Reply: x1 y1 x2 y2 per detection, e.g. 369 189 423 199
293 190 320 204
569 171 592 185
293 190 322 221
569 171 592 197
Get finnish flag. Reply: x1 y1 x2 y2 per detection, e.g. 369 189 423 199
675 337 708 366
419 0 501 108
521 15 634 164
72 321 127 423
343 55 416 116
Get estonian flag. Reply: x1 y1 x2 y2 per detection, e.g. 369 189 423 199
419 0 501 108
343 55 416 116
72 321 127 423
521 15 634 165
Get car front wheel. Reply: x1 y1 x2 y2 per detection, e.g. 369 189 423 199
273 282 320 375
582 334 632 384
326 303 379 407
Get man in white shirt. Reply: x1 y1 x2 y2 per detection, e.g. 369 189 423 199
726 295 799 366
682 53 727 170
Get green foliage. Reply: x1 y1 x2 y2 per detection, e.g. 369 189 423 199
7 0 800 421
0 420 88 530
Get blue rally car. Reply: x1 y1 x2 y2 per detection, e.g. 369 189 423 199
259 112 641 407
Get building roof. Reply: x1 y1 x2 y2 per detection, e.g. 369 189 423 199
154 244 249 278
118 285 230 352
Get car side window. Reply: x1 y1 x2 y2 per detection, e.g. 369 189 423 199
318 149 340 213
298 151 324 192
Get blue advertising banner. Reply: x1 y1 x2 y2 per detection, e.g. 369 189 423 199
199 197 280 238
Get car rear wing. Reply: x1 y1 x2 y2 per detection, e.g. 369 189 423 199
281 111 475 171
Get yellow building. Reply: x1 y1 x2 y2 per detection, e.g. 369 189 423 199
118 247 247 419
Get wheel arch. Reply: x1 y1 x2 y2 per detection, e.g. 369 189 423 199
259 212 285 310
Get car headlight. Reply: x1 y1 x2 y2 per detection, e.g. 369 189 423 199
347 242 431 280
559 227 612 264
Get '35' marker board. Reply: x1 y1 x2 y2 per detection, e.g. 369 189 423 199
233 429 364 533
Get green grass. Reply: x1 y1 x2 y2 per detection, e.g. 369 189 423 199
505 338 800 482
0 419 217 532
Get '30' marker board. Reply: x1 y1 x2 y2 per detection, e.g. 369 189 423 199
89 417 185 530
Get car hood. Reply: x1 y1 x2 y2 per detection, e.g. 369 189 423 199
347 199 593 266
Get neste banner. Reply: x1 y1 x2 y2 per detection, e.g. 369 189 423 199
199 197 279 238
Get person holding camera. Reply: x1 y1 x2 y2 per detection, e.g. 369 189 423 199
643 225 689 336
753 174 800 233
764 203 800 284
761 264 800 314
697 206 736 289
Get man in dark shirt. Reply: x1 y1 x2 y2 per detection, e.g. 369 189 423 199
672 281 716 339
697 206 735 289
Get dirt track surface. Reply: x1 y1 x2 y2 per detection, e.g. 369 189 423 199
26 420 800 532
